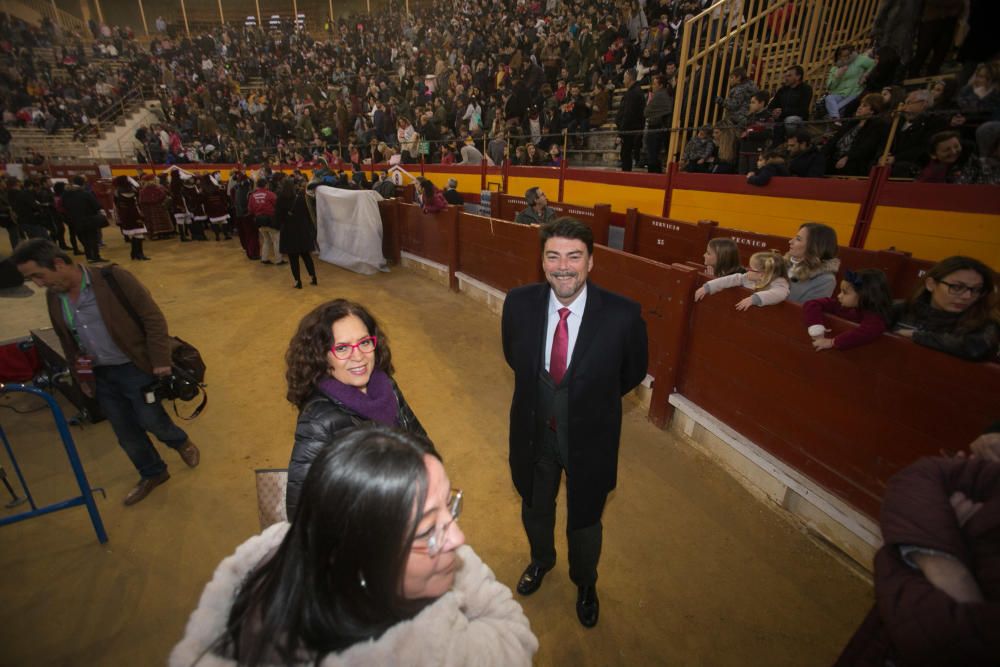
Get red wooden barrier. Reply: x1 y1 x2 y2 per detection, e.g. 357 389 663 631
677 289 1000 517
456 213 543 292
378 199 401 264
398 204 458 286
627 209 717 266
493 193 612 246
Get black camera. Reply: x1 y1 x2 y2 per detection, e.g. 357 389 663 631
143 374 200 404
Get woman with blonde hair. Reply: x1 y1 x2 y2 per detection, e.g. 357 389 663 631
694 250 790 311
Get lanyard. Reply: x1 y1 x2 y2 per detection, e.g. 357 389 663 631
59 268 89 344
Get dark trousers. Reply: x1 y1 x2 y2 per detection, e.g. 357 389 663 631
77 226 101 260
94 363 188 479
644 128 666 174
620 133 641 172
521 425 604 586
909 17 958 77
287 252 315 283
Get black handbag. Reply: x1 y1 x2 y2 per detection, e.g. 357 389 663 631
101 266 207 418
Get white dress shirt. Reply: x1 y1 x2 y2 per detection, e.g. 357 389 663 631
543 285 587 374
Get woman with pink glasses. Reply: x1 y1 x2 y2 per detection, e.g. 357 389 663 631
283 299 427 518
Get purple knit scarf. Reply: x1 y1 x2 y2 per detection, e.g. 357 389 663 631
317 369 400 426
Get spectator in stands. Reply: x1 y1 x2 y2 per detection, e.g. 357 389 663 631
956 63 1000 124
681 126 716 173
458 137 484 166
767 65 813 139
834 451 1000 667
0 179 17 251
616 69 645 172
515 187 557 226
418 178 449 214
880 85 907 111
703 238 744 278
643 74 673 174
442 179 464 206
718 66 759 128
907 0 964 78
786 222 840 303
746 149 789 186
861 46 903 98
887 89 946 178
738 91 773 174
785 131 826 178
804 269 893 351
827 94 890 177
708 126 738 174
892 255 1000 361
916 131 968 183
694 250 789 311
282 300 428 518
957 121 1000 185
823 45 875 120
172 426 536 667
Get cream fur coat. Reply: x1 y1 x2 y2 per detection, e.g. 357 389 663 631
169 523 538 667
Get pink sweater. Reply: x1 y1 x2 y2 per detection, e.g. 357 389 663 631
703 273 790 306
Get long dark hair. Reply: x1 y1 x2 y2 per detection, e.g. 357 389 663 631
911 256 1000 333
845 269 893 323
285 300 394 408
707 238 742 277
219 427 440 666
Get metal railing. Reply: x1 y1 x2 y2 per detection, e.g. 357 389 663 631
669 0 882 159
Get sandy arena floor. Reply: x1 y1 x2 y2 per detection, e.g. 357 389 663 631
0 233 871 666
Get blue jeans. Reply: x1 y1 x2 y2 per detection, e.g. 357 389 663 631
825 93 858 119
94 363 188 479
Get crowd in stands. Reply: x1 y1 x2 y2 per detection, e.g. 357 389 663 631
0 0 997 185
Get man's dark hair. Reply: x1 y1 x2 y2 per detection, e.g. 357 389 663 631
787 65 804 79
71 175 87 186
11 239 72 270
790 130 811 146
731 66 748 81
929 130 961 154
255 178 267 188
540 217 594 255
525 186 542 207
751 91 769 104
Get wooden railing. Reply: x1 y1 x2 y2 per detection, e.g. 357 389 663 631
669 0 882 160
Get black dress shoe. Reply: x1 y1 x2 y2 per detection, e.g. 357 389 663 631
576 585 599 627
516 562 552 596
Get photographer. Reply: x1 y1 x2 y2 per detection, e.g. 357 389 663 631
13 240 200 507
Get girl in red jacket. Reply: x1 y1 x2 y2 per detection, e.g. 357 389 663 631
804 268 893 351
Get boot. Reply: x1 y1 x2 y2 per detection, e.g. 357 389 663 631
130 238 140 260
136 238 151 260
294 280 302 289
309 275 318 286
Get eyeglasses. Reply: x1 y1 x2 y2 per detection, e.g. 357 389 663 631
330 335 377 359
936 280 985 298
415 488 463 557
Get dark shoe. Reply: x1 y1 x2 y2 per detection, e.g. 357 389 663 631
261 259 273 265
516 562 552 596
123 470 170 506
294 280 302 289
576 585 599 628
309 276 317 286
175 440 200 468
139 255 152 261
72 250 85 255
88 256 108 264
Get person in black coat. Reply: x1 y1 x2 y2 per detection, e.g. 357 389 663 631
501 218 648 628
785 131 826 178
767 64 813 141
827 94 891 177
284 299 427 518
60 175 107 262
276 178 317 289
889 89 947 177
616 69 646 172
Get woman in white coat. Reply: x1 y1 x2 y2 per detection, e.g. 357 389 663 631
170 426 537 667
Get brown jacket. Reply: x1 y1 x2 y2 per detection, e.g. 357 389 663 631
46 264 172 374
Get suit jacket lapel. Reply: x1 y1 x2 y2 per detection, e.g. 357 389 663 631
568 282 602 372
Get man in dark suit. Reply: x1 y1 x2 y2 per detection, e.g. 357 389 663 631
616 69 646 172
501 218 648 628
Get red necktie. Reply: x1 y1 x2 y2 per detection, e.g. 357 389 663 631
550 307 570 385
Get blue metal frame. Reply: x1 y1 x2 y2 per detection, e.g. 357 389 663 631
0 383 108 543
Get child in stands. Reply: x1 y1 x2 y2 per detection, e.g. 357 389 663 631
703 238 744 277
892 256 1000 361
695 250 789 311
804 269 893 351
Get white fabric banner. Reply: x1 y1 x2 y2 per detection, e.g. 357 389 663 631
314 186 388 275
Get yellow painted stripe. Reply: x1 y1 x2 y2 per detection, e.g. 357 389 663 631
866 206 1000 266
562 181 663 215
670 189 859 241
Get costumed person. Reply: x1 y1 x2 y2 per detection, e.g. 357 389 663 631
202 171 232 241
113 176 150 261
169 169 190 242
183 175 208 241
277 178 317 289
137 174 173 239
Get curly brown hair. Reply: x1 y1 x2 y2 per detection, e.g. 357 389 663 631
285 300 395 409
